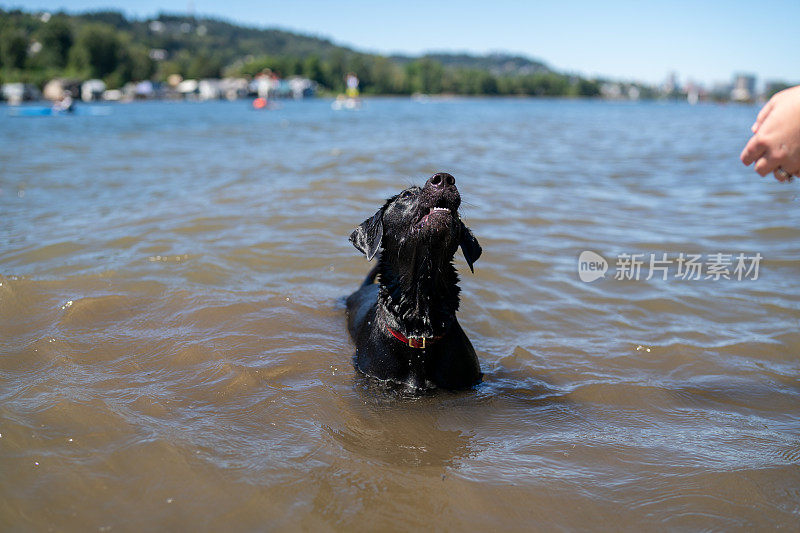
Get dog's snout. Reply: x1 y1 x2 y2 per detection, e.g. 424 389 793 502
428 173 456 189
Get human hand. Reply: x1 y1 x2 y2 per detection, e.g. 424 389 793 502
740 85 800 182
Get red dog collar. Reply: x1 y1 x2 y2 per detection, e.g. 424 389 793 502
386 327 443 349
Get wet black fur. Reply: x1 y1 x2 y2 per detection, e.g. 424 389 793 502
346 173 482 391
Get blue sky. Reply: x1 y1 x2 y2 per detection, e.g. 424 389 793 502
4 0 798 87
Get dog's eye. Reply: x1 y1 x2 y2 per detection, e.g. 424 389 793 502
401 190 413 199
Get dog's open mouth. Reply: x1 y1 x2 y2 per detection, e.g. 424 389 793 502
415 205 453 231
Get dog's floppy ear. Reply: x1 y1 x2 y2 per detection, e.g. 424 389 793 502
349 209 383 261
459 221 482 273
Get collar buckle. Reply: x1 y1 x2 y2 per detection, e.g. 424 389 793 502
407 336 426 349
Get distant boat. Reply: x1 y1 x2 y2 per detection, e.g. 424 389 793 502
331 96 361 110
251 97 280 110
7 105 111 117
7 106 56 116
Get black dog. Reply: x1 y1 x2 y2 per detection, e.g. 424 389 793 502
346 173 482 390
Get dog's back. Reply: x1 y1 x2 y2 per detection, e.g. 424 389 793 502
345 266 379 341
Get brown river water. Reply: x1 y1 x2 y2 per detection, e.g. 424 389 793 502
1 98 799 530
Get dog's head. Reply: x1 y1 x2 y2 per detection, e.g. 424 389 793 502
349 173 481 272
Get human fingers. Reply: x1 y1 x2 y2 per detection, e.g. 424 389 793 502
773 168 793 182
752 99 776 132
754 154 779 177
784 162 800 181
740 135 766 166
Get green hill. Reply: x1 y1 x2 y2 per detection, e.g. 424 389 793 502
392 52 550 76
0 8 600 97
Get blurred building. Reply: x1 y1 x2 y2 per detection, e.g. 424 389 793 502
1 83 41 104
662 72 680 96
198 79 221 100
43 79 81 101
81 80 106 102
731 74 756 102
764 80 792 99
288 76 317 99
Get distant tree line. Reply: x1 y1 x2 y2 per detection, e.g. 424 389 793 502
0 8 601 97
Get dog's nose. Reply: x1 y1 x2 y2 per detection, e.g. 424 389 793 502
428 172 456 189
